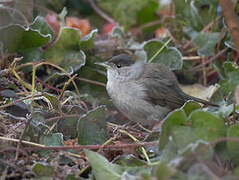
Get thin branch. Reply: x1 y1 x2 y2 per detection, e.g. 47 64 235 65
36 77 62 92
188 47 228 72
87 0 117 24
24 141 158 151
77 77 106 87
0 94 43 109
182 56 202 61
210 137 239 146
1 135 158 151
138 20 162 32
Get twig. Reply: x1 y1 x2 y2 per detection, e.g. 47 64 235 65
77 77 106 87
45 114 80 123
187 48 228 72
24 141 158 151
119 129 151 163
0 135 158 150
79 135 118 176
36 77 62 92
79 101 89 112
87 0 117 24
15 63 38 160
58 74 77 101
137 20 162 32
0 136 45 147
202 57 207 86
182 56 202 61
148 38 172 63
0 94 43 109
210 137 239 146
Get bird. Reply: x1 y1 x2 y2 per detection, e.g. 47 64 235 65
95 53 218 126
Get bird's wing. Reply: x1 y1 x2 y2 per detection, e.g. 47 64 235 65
138 63 186 109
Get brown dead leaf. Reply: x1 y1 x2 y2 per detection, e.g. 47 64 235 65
66 17 91 37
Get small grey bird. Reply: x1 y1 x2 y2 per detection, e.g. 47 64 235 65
96 54 218 126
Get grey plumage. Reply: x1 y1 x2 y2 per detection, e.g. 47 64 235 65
96 54 218 126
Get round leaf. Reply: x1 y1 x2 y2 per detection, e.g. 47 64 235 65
188 110 226 142
227 125 239 163
143 40 183 70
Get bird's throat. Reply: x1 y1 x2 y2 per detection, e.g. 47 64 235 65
107 61 145 82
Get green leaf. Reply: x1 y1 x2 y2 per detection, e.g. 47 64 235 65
175 0 203 31
137 1 159 25
42 92 60 110
57 104 85 139
43 27 86 72
20 48 43 63
79 29 98 50
0 24 50 53
159 109 187 150
98 0 148 30
159 140 179 164
219 62 239 95
113 155 147 167
193 32 220 56
32 163 54 177
111 26 124 39
77 106 108 145
182 101 201 116
30 16 54 40
85 150 152 180
171 126 198 150
188 110 226 142
143 40 183 70
39 133 64 146
84 150 122 180
65 174 82 180
227 125 239 163
152 163 175 180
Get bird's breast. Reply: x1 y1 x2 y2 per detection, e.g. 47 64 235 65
106 79 146 104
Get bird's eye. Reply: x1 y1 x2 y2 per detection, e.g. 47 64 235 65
116 64 121 68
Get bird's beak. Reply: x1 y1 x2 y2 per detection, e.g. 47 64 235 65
95 62 111 68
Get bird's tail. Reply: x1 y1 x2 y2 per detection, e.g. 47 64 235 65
184 94 219 107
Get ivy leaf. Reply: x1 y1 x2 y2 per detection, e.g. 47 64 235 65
159 109 187 150
143 40 183 70
77 106 108 145
85 150 123 180
0 24 51 53
43 27 86 73
39 133 64 146
227 125 239 163
32 163 55 177
188 110 226 142
30 16 54 40
98 0 148 30
175 0 203 31
219 62 239 95
79 29 98 50
193 32 220 56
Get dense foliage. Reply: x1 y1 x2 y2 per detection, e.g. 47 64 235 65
0 0 239 179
